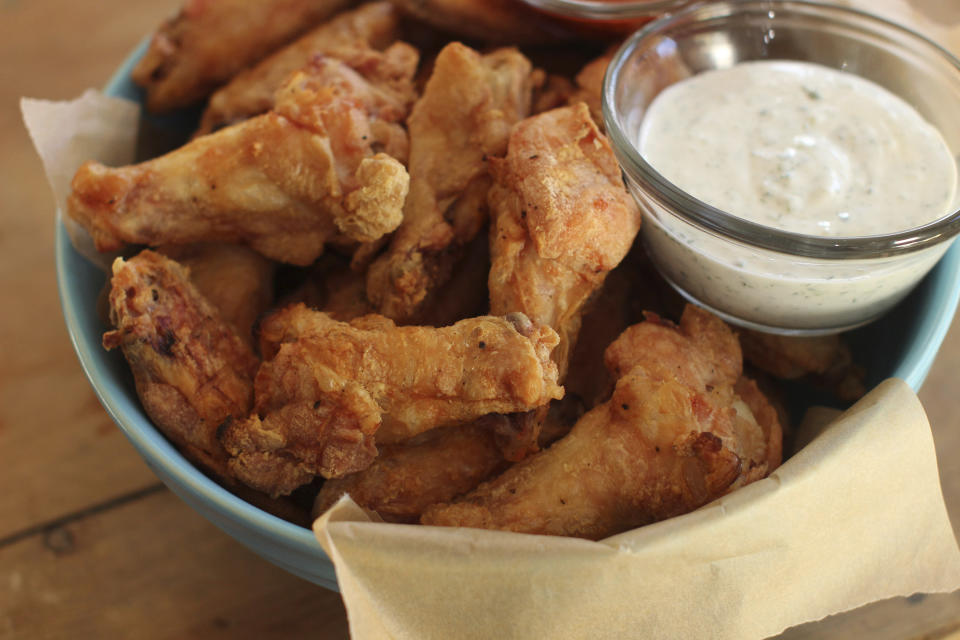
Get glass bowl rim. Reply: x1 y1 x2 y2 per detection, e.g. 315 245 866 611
519 0 696 20
602 0 960 259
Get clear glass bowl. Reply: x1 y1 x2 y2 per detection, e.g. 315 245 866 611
518 0 697 36
603 0 960 334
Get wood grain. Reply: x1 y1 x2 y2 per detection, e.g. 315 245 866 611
1 0 959 638
0 488 348 639
0 0 176 539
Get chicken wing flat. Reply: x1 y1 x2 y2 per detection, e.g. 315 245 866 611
488 102 642 378
221 308 562 495
422 306 782 540
157 243 275 346
69 49 417 265
257 305 563 441
739 330 866 403
102 250 259 479
312 419 507 522
486 103 642 458
366 42 536 322
132 0 351 112
196 2 402 136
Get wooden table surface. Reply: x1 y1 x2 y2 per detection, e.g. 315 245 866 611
2 1 960 638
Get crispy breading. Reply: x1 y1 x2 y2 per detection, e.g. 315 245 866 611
731 376 784 487
257 305 563 442
739 330 866 402
69 51 416 265
366 42 535 322
489 103 642 379
422 306 780 540
486 103 642 459
157 243 274 346
220 372 383 496
102 250 259 478
131 0 351 112
313 420 508 522
221 308 562 495
196 2 403 135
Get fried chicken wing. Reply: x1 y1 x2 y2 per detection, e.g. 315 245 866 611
196 2 403 135
69 50 417 265
486 103 642 458
731 376 784 487
569 49 614 128
568 46 693 133
102 250 259 478
559 236 690 409
366 42 536 322
416 233 491 328
220 371 383 496
157 243 275 346
259 306 563 439
489 102 641 378
739 330 866 403
422 306 781 540
312 419 508 522
131 0 351 112
222 308 562 495
531 72 576 115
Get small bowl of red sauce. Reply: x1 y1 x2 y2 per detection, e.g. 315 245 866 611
518 0 698 36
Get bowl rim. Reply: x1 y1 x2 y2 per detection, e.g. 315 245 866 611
602 0 960 259
54 39 323 568
519 0 696 20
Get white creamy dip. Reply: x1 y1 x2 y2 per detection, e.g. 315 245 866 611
628 60 960 332
638 60 957 235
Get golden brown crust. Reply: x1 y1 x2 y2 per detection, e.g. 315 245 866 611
69 52 416 265
488 102 642 379
733 376 784 481
740 330 844 379
568 49 615 128
484 103 641 460
156 243 275 347
102 250 259 478
366 42 535 322
256 305 563 442
221 307 562 495
313 420 508 522
739 330 866 402
422 306 779 540
132 0 352 112
196 2 403 135
220 380 383 496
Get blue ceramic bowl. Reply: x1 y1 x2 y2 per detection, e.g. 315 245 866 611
55 40 960 590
